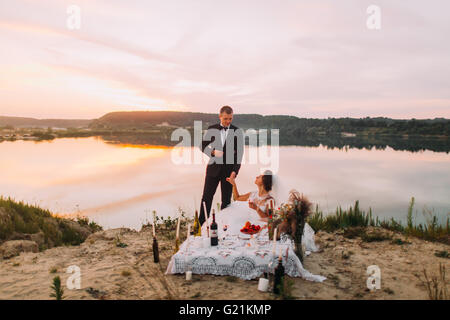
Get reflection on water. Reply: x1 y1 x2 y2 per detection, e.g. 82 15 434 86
98 132 450 153
0 137 449 230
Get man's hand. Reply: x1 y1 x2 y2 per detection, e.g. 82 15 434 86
213 149 223 157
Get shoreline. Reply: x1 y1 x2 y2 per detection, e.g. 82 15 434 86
1 127 450 154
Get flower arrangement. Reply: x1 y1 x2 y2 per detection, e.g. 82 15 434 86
268 189 313 261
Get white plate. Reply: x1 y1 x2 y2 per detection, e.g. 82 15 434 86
221 240 235 247
238 233 251 240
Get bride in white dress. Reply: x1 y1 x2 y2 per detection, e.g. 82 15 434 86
195 170 325 282
201 170 275 238
201 170 320 254
189 171 326 282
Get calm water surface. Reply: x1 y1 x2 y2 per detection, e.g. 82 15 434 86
0 137 448 229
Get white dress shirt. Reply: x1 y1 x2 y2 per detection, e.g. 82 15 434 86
220 123 229 146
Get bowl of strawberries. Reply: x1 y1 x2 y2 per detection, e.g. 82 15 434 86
240 221 261 235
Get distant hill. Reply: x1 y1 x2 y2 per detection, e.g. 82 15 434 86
89 111 281 129
90 111 219 129
89 111 450 136
0 116 93 128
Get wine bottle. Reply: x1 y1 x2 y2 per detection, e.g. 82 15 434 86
210 209 218 246
152 236 159 263
273 256 285 294
193 210 201 237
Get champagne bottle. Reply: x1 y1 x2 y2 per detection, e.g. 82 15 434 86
173 237 180 254
210 209 218 246
193 210 201 237
273 256 285 294
152 236 159 263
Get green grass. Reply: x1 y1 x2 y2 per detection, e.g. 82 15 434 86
391 238 411 245
115 238 128 248
308 198 449 245
190 292 201 298
434 250 449 259
50 276 64 300
140 208 190 241
361 230 391 242
75 215 103 233
308 201 376 233
343 226 366 239
225 276 237 283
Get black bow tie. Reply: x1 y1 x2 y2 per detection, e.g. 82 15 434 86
219 125 229 131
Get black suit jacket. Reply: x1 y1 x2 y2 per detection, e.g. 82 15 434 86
200 123 244 178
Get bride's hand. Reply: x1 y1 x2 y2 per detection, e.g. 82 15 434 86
226 171 236 185
248 201 257 211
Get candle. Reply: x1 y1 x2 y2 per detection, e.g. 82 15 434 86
272 227 278 256
186 271 192 281
202 201 207 219
176 216 181 239
203 201 209 224
187 224 191 239
203 201 210 237
258 278 269 292
202 237 210 248
152 223 156 238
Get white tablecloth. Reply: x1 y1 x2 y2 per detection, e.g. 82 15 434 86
165 232 326 282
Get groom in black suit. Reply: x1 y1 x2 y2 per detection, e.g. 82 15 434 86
198 106 244 226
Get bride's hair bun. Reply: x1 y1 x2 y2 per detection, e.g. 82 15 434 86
262 170 273 191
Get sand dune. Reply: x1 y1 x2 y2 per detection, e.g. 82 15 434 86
0 226 448 300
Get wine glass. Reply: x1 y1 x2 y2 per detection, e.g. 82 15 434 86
222 224 228 240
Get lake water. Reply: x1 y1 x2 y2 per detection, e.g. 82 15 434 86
0 137 448 230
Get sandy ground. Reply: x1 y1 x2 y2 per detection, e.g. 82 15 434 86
0 226 448 300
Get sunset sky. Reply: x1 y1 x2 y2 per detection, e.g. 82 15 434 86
1 0 449 119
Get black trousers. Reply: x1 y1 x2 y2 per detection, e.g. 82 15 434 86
199 169 233 226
